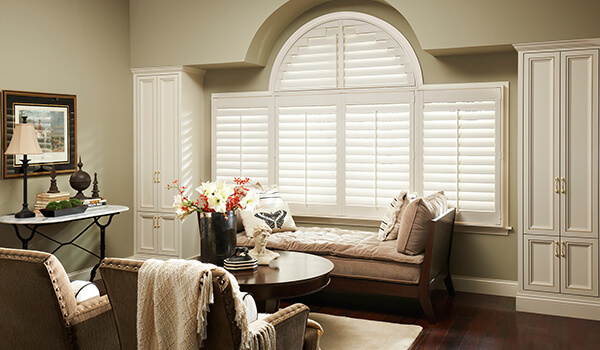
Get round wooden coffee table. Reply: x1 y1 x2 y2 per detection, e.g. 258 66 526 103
231 251 334 312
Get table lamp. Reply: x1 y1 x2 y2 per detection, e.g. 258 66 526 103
5 115 43 218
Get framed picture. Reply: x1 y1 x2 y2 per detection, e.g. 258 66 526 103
2 90 77 178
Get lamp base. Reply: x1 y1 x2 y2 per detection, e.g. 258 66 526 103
15 205 36 218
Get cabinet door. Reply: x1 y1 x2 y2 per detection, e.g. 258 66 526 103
524 235 560 293
561 238 598 296
157 214 180 256
157 74 180 211
560 50 598 239
523 52 561 236
136 212 157 254
136 76 158 211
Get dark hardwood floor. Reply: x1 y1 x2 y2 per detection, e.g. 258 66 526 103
283 289 600 350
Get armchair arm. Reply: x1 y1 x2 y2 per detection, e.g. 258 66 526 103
66 295 120 350
261 303 310 350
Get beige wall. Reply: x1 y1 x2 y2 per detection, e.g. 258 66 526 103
0 0 133 273
130 0 600 68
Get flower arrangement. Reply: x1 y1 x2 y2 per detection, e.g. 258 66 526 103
167 177 260 221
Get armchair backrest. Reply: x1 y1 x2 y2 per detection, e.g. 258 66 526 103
100 257 243 350
0 247 79 349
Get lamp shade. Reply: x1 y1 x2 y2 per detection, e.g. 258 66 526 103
5 123 43 155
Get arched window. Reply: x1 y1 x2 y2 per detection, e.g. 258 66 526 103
213 12 507 227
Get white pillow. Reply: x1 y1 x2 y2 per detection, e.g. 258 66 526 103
242 292 258 322
70 280 100 303
241 185 297 238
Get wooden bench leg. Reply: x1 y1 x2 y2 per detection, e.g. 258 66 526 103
419 292 436 324
444 274 455 296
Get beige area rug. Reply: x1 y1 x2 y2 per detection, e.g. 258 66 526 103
309 313 422 350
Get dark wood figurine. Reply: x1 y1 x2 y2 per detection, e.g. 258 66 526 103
47 165 60 193
69 157 91 200
91 172 100 199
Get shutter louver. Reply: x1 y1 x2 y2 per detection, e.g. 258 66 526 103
277 96 338 214
343 20 414 88
213 97 270 184
422 88 502 225
276 23 339 91
345 92 412 217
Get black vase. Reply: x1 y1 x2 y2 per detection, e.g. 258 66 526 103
197 211 237 266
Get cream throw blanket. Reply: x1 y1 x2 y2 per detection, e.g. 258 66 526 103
137 259 275 350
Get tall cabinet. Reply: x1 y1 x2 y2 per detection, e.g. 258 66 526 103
133 66 204 259
516 40 600 320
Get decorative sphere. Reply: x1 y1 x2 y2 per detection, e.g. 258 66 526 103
70 170 91 192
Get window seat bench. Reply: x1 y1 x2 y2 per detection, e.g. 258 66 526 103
236 208 456 323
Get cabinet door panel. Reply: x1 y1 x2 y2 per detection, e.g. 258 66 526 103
158 74 180 211
524 235 560 293
562 238 598 296
561 50 598 239
158 214 179 256
137 212 157 254
523 53 560 235
136 77 157 211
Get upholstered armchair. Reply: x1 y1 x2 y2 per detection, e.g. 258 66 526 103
0 247 119 349
100 257 314 350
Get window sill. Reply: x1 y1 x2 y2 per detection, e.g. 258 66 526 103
292 215 512 236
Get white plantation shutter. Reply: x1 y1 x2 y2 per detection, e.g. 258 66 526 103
421 87 503 225
212 96 271 184
345 91 412 218
276 94 338 215
275 22 339 91
274 17 417 91
343 20 415 87
213 12 507 228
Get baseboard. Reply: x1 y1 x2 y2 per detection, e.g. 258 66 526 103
517 293 600 321
449 275 517 297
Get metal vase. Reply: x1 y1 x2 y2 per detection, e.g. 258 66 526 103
197 211 237 266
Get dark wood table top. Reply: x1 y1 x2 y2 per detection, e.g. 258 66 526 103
231 251 334 301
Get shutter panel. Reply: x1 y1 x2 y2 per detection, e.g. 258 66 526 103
342 20 415 88
345 91 412 218
276 94 338 215
213 96 271 184
421 88 503 225
275 23 339 91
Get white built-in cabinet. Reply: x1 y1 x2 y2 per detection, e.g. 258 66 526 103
516 40 600 320
133 67 204 259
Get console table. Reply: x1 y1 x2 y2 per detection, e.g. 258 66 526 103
0 205 128 281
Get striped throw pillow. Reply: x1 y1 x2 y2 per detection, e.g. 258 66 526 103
378 191 410 241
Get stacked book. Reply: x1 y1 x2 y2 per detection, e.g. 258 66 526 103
224 254 258 271
34 192 70 213
83 198 108 208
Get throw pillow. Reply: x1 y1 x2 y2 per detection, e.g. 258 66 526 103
241 185 297 237
378 191 410 241
422 191 448 218
70 280 100 303
397 198 433 255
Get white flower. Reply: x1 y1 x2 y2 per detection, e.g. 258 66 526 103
215 181 235 198
239 190 260 211
172 194 184 209
207 193 227 213
197 181 217 196
175 208 191 221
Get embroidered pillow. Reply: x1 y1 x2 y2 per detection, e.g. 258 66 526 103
397 198 433 255
378 191 410 241
241 185 297 237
